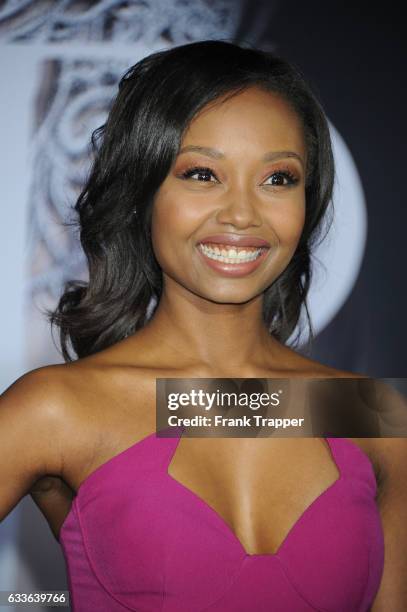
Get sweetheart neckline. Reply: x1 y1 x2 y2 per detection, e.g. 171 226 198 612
165 431 343 557
57 427 346 552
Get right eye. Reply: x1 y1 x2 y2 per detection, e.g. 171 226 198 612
180 166 219 183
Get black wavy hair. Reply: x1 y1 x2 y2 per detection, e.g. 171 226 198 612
47 39 334 362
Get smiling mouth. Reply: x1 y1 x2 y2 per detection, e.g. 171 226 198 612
197 242 269 264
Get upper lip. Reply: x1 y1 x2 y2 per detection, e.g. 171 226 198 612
197 234 270 248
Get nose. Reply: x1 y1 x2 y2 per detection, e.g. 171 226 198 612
215 185 262 229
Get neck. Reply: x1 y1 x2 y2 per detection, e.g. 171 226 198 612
140 278 285 375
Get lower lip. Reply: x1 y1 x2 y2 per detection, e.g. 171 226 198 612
196 246 270 277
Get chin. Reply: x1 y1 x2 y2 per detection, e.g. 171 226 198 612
199 287 262 305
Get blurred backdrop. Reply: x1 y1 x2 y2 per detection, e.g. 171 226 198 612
0 1 405 609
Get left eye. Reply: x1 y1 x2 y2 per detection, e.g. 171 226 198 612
263 172 297 187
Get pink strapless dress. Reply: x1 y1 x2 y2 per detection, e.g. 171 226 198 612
59 427 384 611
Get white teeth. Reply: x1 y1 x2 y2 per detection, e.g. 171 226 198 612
198 243 265 264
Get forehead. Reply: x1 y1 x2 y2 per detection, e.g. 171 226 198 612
180 87 306 159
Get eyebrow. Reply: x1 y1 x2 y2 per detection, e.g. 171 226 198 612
178 145 304 168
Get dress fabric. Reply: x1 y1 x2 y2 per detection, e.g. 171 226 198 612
58 427 384 611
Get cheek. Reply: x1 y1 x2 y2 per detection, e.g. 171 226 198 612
151 193 171 261
265 196 306 247
152 187 209 246
151 190 199 266
151 211 173 268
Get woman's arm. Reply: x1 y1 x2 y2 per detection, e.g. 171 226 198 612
0 367 64 522
371 438 407 610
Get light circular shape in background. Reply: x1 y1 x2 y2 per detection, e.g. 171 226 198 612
293 121 368 347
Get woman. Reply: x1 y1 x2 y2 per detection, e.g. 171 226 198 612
1 40 406 611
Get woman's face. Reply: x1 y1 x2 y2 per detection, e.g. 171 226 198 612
151 86 307 304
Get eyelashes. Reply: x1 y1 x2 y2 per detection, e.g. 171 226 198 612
263 169 299 187
180 166 218 183
178 165 300 187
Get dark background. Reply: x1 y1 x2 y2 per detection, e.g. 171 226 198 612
235 1 406 376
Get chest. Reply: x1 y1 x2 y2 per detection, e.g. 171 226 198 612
58 432 384 612
165 435 341 555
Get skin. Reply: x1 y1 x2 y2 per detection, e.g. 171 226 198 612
1 86 406 608
145 87 306 376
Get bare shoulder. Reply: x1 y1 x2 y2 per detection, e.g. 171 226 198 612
291 356 407 496
1 364 75 449
2 355 157 501
2 363 73 412
0 364 80 521
35 355 158 491
1 362 88 451
1 360 126 483
1 358 157 537
280 344 368 379
276 349 383 468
